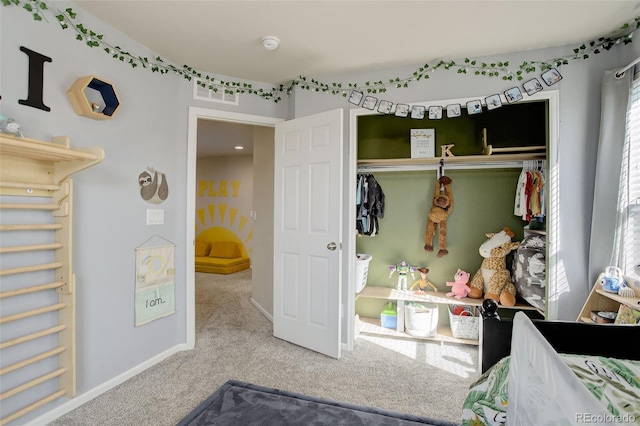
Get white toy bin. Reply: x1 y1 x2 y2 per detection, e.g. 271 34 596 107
405 302 438 337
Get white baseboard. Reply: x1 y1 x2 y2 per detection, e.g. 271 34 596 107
26 343 191 426
250 298 273 322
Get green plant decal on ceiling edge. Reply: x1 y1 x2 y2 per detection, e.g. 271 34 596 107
3 0 640 103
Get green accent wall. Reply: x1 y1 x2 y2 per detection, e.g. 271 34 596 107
355 169 525 318
355 101 547 321
357 101 547 159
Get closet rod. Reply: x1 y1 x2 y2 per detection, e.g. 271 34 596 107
0 261 63 277
0 302 66 325
0 389 67 426
0 242 63 254
0 368 66 401
0 324 66 350
357 161 528 173
0 346 66 376
0 281 65 299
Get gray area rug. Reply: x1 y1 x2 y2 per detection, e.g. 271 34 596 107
177 380 460 426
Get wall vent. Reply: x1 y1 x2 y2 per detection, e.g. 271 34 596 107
193 80 239 105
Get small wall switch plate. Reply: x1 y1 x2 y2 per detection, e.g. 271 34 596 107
146 209 164 225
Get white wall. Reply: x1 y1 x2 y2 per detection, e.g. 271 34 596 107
251 127 275 316
290 44 636 321
1 4 187 422
0 2 284 423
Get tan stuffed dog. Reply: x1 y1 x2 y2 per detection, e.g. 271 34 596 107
424 176 453 257
468 227 519 306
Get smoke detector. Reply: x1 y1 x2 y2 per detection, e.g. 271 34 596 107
261 36 280 51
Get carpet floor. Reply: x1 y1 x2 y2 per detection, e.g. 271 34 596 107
50 270 479 425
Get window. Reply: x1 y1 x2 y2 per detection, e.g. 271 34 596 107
615 74 640 278
193 80 239 105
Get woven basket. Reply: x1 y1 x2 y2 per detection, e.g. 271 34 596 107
448 306 479 340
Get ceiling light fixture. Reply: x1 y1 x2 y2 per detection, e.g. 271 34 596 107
261 36 280 51
234 145 244 150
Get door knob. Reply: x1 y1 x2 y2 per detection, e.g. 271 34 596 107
327 242 337 251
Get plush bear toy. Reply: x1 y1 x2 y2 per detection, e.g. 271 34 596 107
424 175 453 257
468 228 520 306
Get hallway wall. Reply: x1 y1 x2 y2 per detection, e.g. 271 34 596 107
195 155 254 260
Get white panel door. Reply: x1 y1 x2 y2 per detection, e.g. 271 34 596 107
273 109 343 359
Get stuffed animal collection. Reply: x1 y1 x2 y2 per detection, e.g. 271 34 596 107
376 172 521 307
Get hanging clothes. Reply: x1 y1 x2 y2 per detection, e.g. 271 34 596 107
514 161 546 224
514 170 528 217
356 173 385 236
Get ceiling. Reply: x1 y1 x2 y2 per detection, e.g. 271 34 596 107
73 0 640 156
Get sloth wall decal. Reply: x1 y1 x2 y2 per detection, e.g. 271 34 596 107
138 167 169 204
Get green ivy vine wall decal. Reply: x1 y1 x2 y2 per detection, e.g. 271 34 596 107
3 0 639 103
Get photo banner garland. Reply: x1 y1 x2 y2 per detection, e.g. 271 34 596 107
347 68 563 119
135 235 176 326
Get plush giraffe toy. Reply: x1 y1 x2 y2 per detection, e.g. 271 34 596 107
468 228 520 306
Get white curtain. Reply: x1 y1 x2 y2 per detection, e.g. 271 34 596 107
588 68 633 283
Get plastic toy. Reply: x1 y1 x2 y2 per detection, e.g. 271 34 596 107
600 266 626 294
446 269 471 299
410 267 438 293
389 260 415 290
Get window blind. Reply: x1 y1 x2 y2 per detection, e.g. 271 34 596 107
616 74 640 277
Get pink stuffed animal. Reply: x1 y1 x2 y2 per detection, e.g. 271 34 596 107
446 269 471 299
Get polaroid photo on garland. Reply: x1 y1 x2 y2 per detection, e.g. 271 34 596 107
523 78 543 96
541 68 563 86
377 100 393 114
504 86 523 103
428 106 443 120
485 94 502 111
411 105 426 119
446 104 461 118
395 103 410 117
362 96 378 110
466 100 483 115
348 90 364 106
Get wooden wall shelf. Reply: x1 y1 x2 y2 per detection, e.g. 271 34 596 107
357 285 538 311
67 75 120 120
0 134 104 196
577 273 640 323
